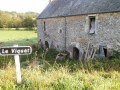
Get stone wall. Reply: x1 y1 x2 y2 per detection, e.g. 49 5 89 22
65 12 120 51
37 17 66 50
97 12 120 50
37 12 120 53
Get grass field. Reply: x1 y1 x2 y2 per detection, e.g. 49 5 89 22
0 63 120 90
0 57 120 90
0 30 37 46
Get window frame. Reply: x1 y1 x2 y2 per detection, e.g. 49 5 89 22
88 16 96 35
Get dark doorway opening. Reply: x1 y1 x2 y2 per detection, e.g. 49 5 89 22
103 48 107 57
45 41 49 49
99 45 107 57
73 47 79 60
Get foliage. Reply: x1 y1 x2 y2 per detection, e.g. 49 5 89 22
23 16 36 28
0 58 120 90
110 50 120 59
45 48 59 61
0 10 38 28
0 48 120 90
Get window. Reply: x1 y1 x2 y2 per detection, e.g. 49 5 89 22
89 16 95 34
59 29 62 33
43 21 46 31
58 29 62 34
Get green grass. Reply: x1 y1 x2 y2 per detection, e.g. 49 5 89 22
0 60 120 90
0 30 37 46
0 48 119 90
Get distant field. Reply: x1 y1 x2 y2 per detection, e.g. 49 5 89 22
0 30 37 46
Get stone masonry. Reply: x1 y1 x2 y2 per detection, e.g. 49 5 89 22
37 12 120 59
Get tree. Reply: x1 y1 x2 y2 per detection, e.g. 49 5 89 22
23 16 35 28
0 10 38 29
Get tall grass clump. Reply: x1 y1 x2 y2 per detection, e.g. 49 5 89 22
0 62 120 90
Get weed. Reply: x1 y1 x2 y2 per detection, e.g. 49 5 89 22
0 49 120 90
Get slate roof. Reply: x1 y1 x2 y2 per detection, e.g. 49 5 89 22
37 0 120 19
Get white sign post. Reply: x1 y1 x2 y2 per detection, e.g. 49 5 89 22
14 45 22 84
0 45 32 84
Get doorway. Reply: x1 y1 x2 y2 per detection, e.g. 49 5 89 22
99 45 107 57
45 41 49 49
73 47 79 60
103 48 107 57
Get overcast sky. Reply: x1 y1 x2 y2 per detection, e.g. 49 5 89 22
0 0 49 13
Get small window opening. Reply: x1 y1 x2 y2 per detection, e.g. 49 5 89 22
44 21 46 31
89 16 95 34
59 29 62 33
58 29 62 34
38 39 42 45
99 45 107 57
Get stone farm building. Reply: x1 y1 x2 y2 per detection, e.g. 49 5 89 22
37 0 120 60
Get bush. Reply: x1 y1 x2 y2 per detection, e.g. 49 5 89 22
0 56 14 68
111 50 120 59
